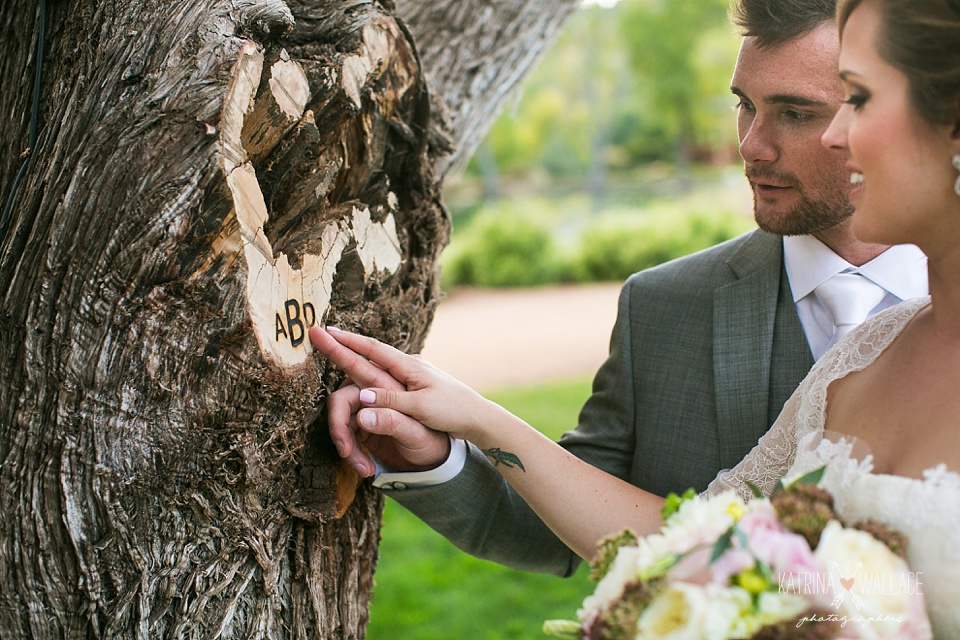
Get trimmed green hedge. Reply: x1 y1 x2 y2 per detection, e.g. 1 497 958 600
572 208 750 282
440 212 571 288
440 206 753 289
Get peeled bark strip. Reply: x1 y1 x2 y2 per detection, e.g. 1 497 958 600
0 1 577 638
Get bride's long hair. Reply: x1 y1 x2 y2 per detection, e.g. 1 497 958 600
837 0 960 126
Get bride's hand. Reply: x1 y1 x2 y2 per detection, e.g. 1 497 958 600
326 381 452 477
310 327 452 477
310 326 506 447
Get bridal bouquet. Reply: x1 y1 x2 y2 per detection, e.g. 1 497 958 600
544 470 931 640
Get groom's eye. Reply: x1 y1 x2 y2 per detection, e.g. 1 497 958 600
783 109 813 123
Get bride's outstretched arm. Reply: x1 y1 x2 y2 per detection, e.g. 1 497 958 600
309 326 664 559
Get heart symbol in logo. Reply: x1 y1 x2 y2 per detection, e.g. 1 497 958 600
840 577 855 591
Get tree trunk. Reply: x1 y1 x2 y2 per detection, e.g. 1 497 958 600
0 1 578 638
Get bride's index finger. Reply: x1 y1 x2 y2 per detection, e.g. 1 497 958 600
322 327 420 383
309 326 387 389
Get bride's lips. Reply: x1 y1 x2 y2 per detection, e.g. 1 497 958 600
848 165 865 200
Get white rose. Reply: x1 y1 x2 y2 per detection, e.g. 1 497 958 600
814 521 930 640
659 491 746 557
635 583 747 640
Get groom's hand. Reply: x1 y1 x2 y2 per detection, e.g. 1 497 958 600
311 326 451 477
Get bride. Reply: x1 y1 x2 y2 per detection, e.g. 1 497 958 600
311 0 960 634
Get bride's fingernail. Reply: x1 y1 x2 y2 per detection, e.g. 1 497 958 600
358 410 377 429
359 389 376 404
326 326 342 333
334 439 347 457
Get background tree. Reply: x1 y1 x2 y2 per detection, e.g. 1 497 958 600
471 1 739 190
0 0 578 638
618 0 733 180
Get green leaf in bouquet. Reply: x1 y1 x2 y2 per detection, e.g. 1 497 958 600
779 466 826 491
660 487 696 522
638 553 679 581
734 524 752 552
744 480 764 499
542 619 582 639
710 527 735 563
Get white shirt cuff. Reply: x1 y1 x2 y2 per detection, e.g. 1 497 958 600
371 436 467 490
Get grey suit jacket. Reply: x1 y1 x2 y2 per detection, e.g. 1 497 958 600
389 229 814 576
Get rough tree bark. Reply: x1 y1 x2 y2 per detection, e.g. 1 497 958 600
0 0 579 638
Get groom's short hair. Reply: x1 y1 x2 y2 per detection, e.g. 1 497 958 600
731 0 837 48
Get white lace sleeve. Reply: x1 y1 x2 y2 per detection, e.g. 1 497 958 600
703 379 813 501
702 296 930 502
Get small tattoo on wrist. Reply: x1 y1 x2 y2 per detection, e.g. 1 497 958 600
482 447 525 472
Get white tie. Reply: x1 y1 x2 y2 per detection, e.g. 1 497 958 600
814 272 887 349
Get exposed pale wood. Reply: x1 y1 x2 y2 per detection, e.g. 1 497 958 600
242 51 312 163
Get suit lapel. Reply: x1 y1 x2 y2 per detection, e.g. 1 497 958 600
713 232 788 469
768 266 815 425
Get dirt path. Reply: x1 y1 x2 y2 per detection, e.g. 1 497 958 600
419 283 623 391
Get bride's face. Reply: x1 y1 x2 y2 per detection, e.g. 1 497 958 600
822 1 959 252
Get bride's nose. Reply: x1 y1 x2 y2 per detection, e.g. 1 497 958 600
822 105 851 151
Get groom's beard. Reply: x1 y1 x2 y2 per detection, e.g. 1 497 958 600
749 167 854 237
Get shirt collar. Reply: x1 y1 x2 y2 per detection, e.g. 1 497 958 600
783 235 928 302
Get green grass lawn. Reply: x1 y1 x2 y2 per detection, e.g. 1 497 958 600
366 377 597 640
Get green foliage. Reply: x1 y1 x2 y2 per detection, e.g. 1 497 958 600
660 488 696 523
573 208 752 282
367 379 596 640
441 208 573 289
441 178 755 289
617 0 739 164
471 1 740 178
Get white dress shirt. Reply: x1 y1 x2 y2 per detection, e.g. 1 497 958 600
372 436 467 488
783 235 928 360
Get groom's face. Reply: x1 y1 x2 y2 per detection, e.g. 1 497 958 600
731 22 855 236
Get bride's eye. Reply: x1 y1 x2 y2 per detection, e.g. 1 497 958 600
844 93 869 110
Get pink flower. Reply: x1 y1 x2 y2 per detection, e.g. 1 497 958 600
738 505 820 579
711 548 755 586
667 546 714 585
754 528 819 576
737 504 784 538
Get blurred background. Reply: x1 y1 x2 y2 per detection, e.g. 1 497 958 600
369 0 754 637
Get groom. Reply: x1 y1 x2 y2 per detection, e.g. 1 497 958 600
318 0 928 576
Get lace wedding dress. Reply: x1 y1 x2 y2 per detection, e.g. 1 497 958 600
706 297 960 637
